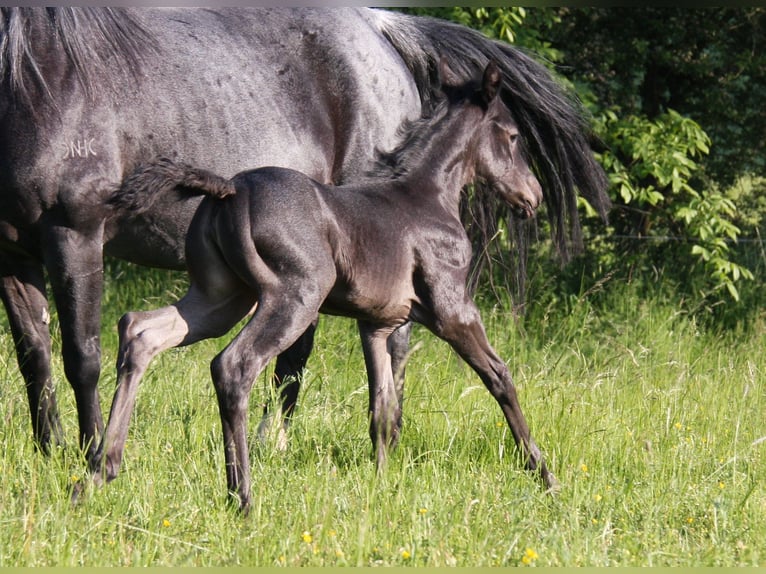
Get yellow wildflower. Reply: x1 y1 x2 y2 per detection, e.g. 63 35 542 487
162 519 171 528
521 547 539 565
301 531 313 544
401 549 411 560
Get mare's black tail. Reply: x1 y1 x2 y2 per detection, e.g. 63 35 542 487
108 157 235 216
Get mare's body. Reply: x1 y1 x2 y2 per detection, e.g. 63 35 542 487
0 8 609 460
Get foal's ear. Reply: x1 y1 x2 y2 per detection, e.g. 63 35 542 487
481 60 501 104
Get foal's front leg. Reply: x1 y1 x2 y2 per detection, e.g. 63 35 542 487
358 321 402 469
433 302 558 491
259 321 411 451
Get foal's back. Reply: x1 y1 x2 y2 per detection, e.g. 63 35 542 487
193 166 426 325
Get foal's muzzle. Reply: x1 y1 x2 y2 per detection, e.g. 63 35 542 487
512 199 537 220
503 179 542 220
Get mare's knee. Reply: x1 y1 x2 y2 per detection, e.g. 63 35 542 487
61 335 101 390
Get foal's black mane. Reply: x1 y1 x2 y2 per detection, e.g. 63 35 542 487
369 88 453 180
0 7 153 105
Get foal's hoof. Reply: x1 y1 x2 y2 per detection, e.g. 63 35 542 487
227 494 252 517
543 472 561 495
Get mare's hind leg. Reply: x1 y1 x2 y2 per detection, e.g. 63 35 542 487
210 294 323 513
430 301 557 491
43 226 106 458
89 286 255 488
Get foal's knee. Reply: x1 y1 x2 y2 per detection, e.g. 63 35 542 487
116 312 156 371
117 311 141 345
210 351 259 413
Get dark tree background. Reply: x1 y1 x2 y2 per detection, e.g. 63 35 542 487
541 7 766 186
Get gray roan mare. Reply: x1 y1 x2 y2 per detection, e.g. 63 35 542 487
89 61 557 512
0 8 610 463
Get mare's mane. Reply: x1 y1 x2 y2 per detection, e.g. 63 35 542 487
0 7 154 105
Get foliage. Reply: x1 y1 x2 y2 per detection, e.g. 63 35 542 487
594 109 754 300
400 7 526 45
540 7 766 185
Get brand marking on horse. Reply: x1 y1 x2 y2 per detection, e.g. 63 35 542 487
63 137 98 159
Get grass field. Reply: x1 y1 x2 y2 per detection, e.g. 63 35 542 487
0 260 763 566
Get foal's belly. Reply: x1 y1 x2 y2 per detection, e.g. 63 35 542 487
320 281 414 326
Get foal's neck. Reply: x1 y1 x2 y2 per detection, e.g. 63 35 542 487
399 105 480 216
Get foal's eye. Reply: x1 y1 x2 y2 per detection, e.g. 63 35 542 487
508 132 519 145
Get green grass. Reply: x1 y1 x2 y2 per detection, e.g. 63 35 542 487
0 262 763 566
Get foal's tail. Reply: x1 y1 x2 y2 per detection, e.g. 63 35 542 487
108 157 235 216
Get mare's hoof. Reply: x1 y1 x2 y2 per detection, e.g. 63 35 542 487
256 414 288 452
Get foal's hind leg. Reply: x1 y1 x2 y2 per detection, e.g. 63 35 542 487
431 302 557 491
257 319 317 450
88 287 255 488
210 294 322 512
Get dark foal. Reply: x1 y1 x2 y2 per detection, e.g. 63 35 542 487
90 61 557 512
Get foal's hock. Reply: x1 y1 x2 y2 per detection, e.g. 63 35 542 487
90 61 556 512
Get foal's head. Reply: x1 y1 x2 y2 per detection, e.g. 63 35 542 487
447 60 543 220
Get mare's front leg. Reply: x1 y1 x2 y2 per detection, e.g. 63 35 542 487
0 255 64 452
43 225 106 458
358 321 402 469
431 300 557 491
87 286 255 490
